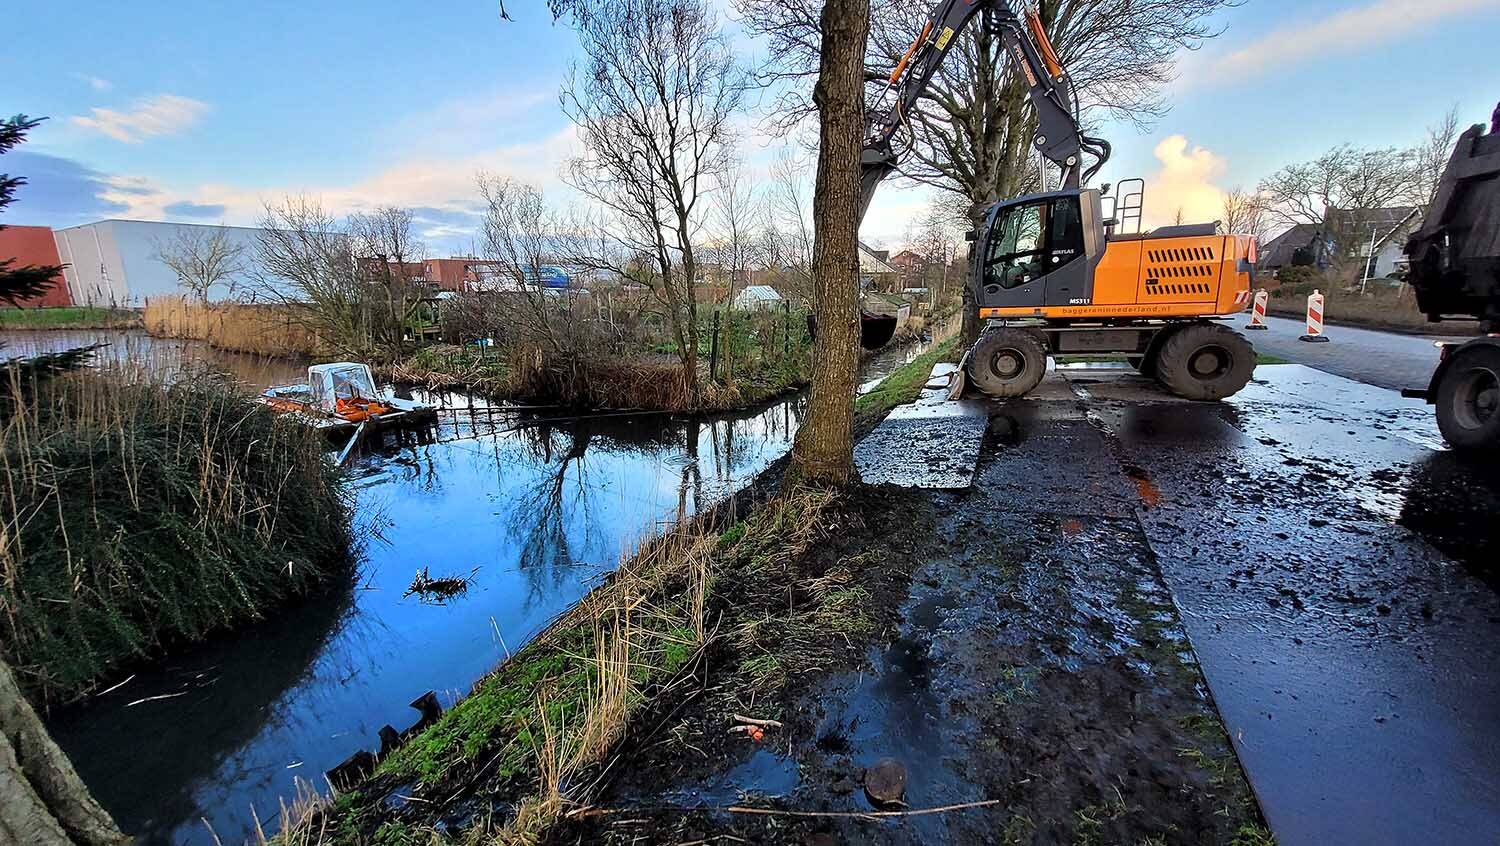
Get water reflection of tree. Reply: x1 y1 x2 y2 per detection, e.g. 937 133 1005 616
505 423 601 606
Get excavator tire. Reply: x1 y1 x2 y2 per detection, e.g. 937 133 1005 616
966 327 1047 398
1154 323 1255 401
1434 343 1500 452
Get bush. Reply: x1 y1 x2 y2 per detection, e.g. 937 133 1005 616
0 367 354 703
1271 266 1321 297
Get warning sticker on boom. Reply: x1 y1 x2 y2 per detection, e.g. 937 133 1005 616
935 27 954 49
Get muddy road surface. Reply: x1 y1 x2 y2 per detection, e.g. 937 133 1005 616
559 362 1500 846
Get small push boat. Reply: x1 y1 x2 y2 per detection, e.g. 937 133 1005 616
259 362 437 435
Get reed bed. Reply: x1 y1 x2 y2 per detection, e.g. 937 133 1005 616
144 295 321 358
0 358 354 704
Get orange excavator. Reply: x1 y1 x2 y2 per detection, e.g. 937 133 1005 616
861 1 1259 400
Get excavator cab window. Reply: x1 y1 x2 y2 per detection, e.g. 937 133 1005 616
1048 195 1085 271
985 201 1045 289
984 195 1086 290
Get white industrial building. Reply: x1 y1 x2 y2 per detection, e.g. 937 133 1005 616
53 219 265 306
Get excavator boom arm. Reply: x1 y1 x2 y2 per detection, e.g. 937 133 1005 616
857 0 1108 223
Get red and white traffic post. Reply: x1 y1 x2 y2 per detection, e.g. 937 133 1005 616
1299 289 1329 343
1245 290 1269 330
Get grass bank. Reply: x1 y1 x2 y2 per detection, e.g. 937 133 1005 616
854 335 962 421
144 295 321 358
0 362 354 705
0 306 141 331
274 487 855 845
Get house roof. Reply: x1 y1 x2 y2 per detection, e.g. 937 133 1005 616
1260 223 1322 269
857 242 899 275
1325 206 1421 234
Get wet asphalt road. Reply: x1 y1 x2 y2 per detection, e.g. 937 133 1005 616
1249 316 1468 391
983 363 1500 844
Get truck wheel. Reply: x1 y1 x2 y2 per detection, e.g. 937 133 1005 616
966 327 1047 398
1154 323 1255 401
1435 345 1500 452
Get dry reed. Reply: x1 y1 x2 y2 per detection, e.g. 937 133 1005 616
144 295 321 358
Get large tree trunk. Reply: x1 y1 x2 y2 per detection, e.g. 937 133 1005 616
0 660 128 846
786 0 870 487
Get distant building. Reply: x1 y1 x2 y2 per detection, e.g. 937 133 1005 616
0 224 72 307
52 219 265 306
732 284 784 310
857 242 900 291
889 249 925 273
1260 206 1422 282
1325 206 1421 281
1259 223 1323 274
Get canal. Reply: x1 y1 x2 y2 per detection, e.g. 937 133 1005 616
13 329 936 845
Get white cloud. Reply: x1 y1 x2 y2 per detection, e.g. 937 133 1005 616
71 73 112 92
1140 135 1226 229
97 126 581 248
1196 0 1500 84
71 94 209 143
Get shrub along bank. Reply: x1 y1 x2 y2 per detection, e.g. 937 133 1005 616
0 365 354 705
389 304 816 413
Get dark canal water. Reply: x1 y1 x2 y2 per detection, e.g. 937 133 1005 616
15 329 934 845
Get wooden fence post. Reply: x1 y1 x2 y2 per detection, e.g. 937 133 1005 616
709 310 720 383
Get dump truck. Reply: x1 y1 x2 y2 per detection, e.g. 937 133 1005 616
856 0 1259 401
1401 107 1500 451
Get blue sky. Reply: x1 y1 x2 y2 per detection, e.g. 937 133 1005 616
4 0 1499 250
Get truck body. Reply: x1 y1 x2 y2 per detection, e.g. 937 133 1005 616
1402 113 1500 451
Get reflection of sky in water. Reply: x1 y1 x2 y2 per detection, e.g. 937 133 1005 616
48 389 804 846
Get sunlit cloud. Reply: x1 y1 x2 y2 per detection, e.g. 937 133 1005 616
71 94 210 143
1141 135 1226 229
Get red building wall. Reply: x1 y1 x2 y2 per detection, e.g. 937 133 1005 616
0 225 72 307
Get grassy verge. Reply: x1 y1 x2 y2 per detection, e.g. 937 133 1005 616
1256 352 1289 365
854 335 961 421
275 490 842 845
0 364 354 704
0 306 141 330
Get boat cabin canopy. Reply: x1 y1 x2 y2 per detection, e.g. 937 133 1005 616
308 363 381 413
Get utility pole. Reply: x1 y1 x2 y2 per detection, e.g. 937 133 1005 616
1359 226 1378 295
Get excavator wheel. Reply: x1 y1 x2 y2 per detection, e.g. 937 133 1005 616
1434 343 1500 452
1153 323 1255 401
966 327 1047 398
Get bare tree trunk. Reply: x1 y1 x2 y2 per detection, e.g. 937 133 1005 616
787 0 869 488
0 660 128 846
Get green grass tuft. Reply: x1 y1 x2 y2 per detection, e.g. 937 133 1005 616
0 306 141 330
855 336 962 419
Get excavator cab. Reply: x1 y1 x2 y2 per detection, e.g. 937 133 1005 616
975 188 1108 312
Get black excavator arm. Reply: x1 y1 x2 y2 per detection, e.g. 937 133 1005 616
856 0 1111 223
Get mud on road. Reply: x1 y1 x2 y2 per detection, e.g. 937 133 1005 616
555 389 1268 845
